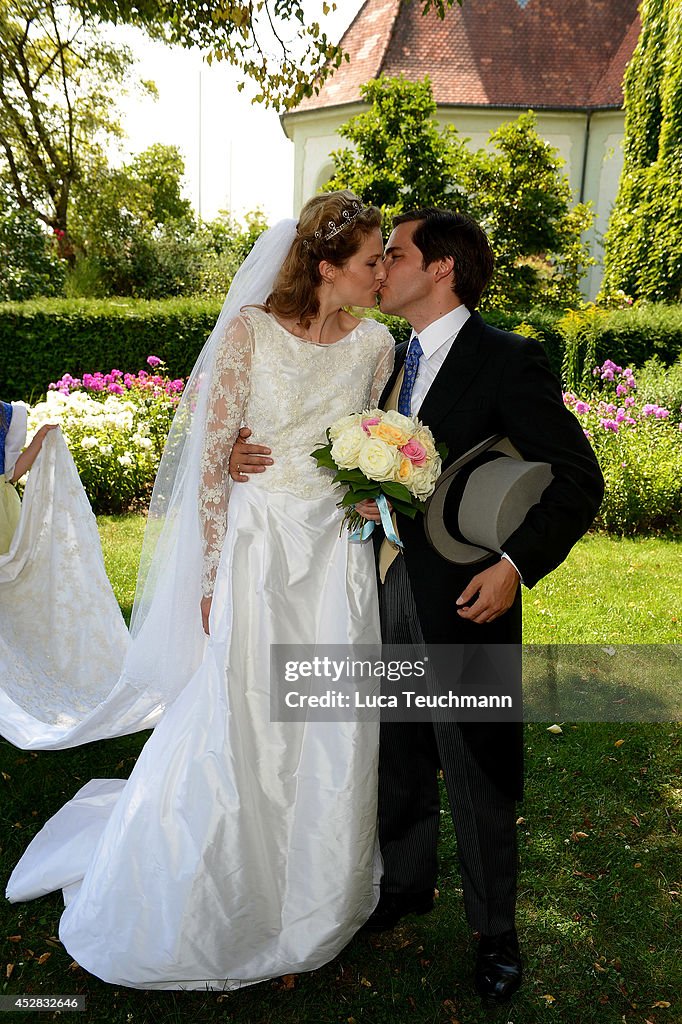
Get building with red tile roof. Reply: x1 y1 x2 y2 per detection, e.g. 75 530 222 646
281 0 641 297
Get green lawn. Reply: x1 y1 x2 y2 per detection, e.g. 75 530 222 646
1 521 680 1024
96 517 682 643
523 532 682 644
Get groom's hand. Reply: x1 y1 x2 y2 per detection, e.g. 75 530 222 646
229 426 273 482
355 499 382 522
456 559 520 624
354 498 393 523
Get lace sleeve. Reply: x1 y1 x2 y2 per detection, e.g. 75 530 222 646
199 314 254 598
369 329 396 407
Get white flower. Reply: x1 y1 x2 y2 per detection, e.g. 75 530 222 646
101 444 113 456
358 438 400 482
117 454 133 468
414 426 438 459
80 436 99 450
409 461 441 500
330 425 365 469
329 412 362 442
382 410 416 434
136 436 153 450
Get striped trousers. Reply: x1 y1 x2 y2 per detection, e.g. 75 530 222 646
378 555 518 936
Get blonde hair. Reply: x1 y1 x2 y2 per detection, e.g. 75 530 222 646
266 191 382 328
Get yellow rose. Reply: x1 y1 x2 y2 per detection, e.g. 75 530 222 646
398 457 414 485
374 422 411 446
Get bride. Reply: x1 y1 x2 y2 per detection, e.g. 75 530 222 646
6 191 395 990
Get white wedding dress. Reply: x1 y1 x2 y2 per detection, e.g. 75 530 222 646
7 307 395 991
0 429 130 747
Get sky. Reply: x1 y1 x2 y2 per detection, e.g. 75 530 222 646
113 1 365 225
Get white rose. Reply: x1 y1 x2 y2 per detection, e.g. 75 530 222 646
329 413 362 442
118 454 133 467
382 410 415 434
136 436 153 450
415 427 438 459
409 462 440 500
80 436 98 450
358 438 400 482
330 425 365 469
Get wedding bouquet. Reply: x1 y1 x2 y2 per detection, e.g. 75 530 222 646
311 408 447 537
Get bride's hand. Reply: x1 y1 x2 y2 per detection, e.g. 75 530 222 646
201 596 212 636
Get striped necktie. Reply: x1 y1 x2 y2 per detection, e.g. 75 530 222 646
397 337 423 417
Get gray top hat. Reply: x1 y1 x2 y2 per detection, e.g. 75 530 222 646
424 435 553 564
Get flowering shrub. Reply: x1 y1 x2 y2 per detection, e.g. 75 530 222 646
29 357 184 513
564 360 682 533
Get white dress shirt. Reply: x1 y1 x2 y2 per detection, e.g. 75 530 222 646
406 306 523 582
408 305 471 416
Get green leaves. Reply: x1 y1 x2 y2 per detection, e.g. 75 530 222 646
309 442 336 470
323 79 593 310
70 2 466 112
602 0 682 303
0 0 137 248
324 75 471 224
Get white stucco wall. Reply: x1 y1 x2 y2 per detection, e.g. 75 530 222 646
580 111 626 299
282 102 625 299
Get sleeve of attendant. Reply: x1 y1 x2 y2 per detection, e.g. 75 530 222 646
497 337 605 589
198 314 254 599
369 328 396 407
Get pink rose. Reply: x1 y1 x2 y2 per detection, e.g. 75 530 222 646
400 438 427 466
362 417 381 435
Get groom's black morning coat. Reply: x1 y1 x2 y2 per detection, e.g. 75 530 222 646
380 311 604 799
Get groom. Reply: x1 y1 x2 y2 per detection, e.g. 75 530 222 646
229 208 604 1004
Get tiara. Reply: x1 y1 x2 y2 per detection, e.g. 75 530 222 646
302 200 365 248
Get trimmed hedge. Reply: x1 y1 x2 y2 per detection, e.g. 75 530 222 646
2 299 682 402
0 298 222 401
355 305 682 380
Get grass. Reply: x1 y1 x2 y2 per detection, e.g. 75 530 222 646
1 521 680 1024
522 532 682 644
96 515 147 625
97 519 682 643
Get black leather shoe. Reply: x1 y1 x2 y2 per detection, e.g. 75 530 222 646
362 890 434 931
474 928 522 1003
